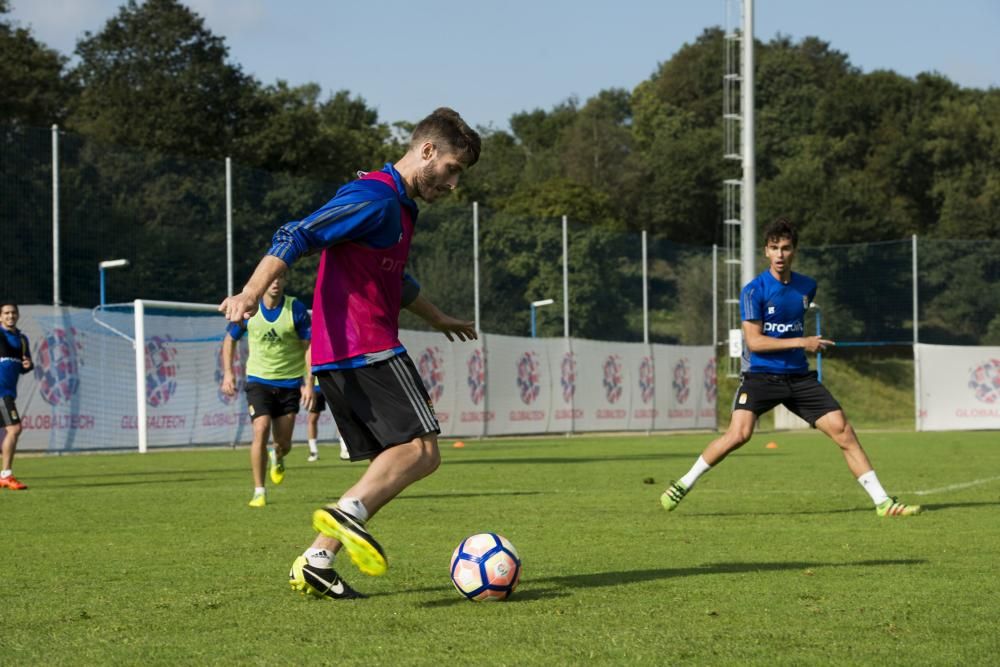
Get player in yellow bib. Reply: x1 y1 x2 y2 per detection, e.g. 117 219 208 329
221 274 311 507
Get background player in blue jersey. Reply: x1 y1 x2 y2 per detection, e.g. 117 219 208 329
660 219 921 517
0 302 33 491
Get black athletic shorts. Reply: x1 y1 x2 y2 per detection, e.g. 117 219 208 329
0 396 21 426
732 371 841 427
245 382 301 420
316 352 440 462
309 389 326 414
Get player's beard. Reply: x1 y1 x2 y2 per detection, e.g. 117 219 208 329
416 160 451 202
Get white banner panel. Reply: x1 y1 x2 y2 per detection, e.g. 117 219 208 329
652 345 717 431
916 343 1000 431
10 305 716 450
481 334 553 436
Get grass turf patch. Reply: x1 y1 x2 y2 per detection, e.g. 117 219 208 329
2 431 998 665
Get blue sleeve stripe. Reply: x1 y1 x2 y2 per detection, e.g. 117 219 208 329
305 201 372 232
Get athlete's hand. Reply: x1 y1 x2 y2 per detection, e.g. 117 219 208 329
802 336 835 353
21 357 32 370
220 373 237 397
431 314 478 342
300 385 314 411
219 290 260 323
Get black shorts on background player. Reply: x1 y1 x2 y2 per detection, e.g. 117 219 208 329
310 390 327 414
246 382 301 420
732 371 841 427
0 396 21 426
316 353 439 462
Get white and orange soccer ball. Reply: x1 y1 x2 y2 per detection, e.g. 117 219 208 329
449 533 522 601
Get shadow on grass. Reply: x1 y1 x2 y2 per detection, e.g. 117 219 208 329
684 506 870 517
31 467 245 480
412 558 926 606
442 452 774 466
40 476 218 489
919 500 1000 512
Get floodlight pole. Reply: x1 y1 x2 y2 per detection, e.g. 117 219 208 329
52 124 61 306
530 298 554 338
473 202 481 333
99 259 130 307
226 157 234 296
740 0 756 288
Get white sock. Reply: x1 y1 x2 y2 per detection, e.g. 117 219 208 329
679 456 712 489
337 496 369 523
339 436 349 453
308 438 318 455
0 470 11 478
304 547 333 568
253 486 265 496
857 470 890 505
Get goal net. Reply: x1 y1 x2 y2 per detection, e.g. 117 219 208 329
16 301 340 453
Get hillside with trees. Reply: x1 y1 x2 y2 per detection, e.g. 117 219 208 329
2 0 997 343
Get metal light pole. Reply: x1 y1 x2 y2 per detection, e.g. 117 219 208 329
99 259 130 306
530 298 554 338
810 302 822 382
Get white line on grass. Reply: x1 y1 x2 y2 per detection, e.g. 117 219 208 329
908 475 1000 496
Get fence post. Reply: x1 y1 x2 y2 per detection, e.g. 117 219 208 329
226 157 233 296
642 230 649 344
473 201 480 333
562 215 569 338
52 124 60 306
912 234 918 344
712 243 718 349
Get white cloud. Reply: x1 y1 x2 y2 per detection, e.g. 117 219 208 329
8 0 120 53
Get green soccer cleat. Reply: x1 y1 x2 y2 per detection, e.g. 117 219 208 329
268 447 285 485
312 506 387 576
876 497 922 517
289 556 365 600
660 480 689 511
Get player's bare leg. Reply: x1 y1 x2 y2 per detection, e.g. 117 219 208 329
309 434 441 574
815 410 921 516
247 415 271 506
662 410 756 510
814 409 872 477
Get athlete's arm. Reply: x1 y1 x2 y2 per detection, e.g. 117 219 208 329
300 340 314 411
220 333 238 396
268 184 397 266
220 255 288 323
405 294 477 342
19 334 33 373
742 320 833 354
401 273 421 308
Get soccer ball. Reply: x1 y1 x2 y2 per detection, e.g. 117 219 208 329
450 533 522 601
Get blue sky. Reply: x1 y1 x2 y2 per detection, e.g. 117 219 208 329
8 1 999 130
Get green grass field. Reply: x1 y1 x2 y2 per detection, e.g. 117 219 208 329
3 431 998 665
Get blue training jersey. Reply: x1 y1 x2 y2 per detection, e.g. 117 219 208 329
740 270 817 374
0 327 32 399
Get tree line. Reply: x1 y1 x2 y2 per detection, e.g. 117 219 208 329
2 0 997 343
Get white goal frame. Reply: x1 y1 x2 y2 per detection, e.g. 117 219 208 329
132 299 220 453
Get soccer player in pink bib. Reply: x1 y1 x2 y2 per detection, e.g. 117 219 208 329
221 108 480 599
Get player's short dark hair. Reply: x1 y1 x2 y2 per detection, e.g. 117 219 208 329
763 217 799 248
0 301 18 313
411 107 481 167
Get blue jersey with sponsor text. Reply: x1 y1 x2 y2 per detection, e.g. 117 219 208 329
740 270 817 374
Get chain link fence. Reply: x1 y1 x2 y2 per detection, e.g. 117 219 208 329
3 123 998 348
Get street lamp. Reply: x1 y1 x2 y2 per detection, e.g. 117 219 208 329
530 298 554 338
99 258 130 306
